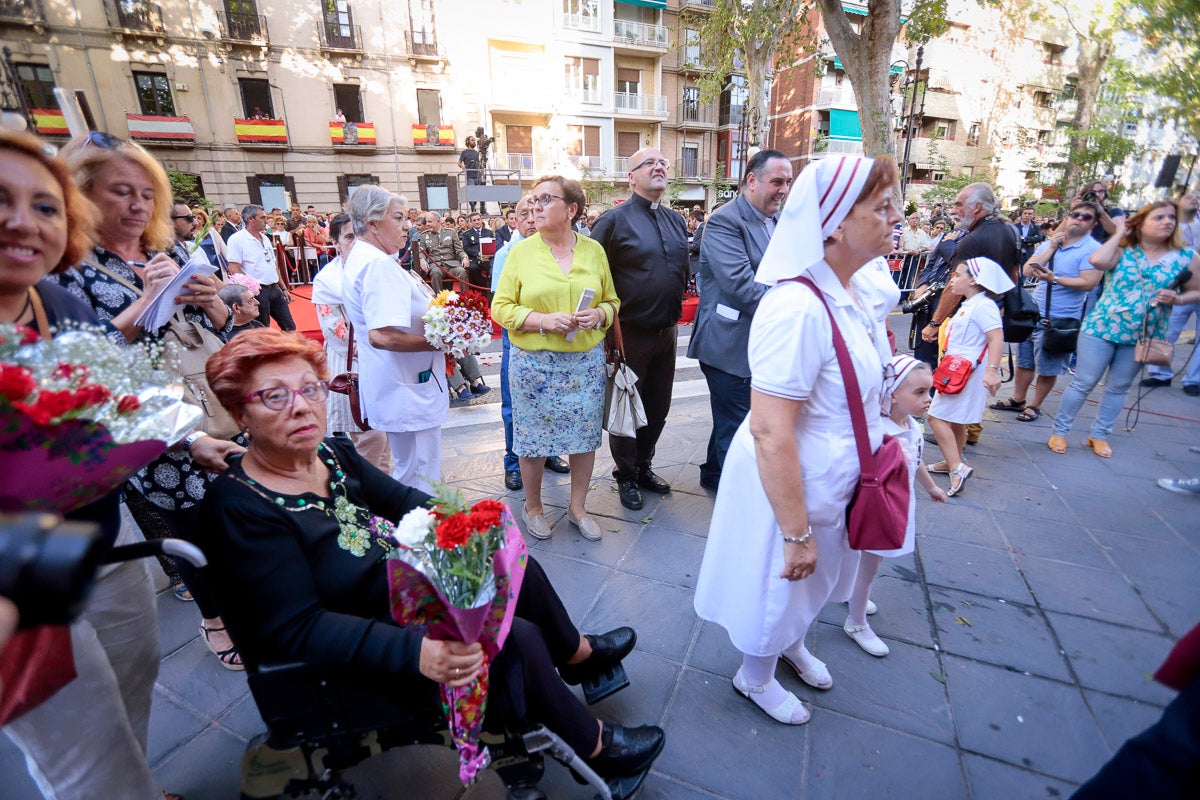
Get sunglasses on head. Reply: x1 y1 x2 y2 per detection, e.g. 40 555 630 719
83 131 124 149
1069 211 1095 222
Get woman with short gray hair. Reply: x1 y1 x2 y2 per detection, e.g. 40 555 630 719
341 188 450 491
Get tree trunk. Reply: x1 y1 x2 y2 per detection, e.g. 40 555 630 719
816 0 903 157
1062 33 1115 193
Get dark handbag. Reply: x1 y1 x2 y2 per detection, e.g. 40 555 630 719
1001 284 1040 343
327 318 372 431
1040 252 1083 355
796 277 910 551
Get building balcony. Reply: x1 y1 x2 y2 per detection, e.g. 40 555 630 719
680 0 716 12
612 19 668 52
411 123 455 148
565 84 602 105
320 9 361 53
330 121 376 146
405 30 445 62
494 152 556 176
676 100 715 127
0 0 46 28
126 113 195 144
813 138 864 157
563 9 601 33
614 92 668 117
106 0 164 36
234 117 287 146
219 11 267 44
1058 97 1078 120
817 85 858 110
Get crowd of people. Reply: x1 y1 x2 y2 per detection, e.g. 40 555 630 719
2 119 1198 799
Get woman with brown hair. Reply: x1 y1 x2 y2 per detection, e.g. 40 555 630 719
1050 200 1200 457
491 175 619 542
694 155 901 726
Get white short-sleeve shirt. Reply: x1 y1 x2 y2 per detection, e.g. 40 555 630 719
226 229 280 285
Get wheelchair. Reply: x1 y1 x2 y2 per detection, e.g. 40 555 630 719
238 660 644 800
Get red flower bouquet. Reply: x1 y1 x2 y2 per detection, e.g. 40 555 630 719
387 485 528 784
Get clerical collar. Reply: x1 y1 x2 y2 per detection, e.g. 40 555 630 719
630 193 661 212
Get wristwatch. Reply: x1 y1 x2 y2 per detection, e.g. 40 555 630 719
183 431 209 451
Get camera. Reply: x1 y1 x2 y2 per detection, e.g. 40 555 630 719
901 281 945 314
0 513 105 628
1081 190 1100 204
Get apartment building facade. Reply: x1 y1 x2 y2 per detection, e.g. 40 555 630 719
0 0 732 211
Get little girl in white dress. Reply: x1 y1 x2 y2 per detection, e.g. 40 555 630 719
844 354 947 657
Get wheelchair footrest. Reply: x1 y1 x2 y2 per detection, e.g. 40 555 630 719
581 662 630 706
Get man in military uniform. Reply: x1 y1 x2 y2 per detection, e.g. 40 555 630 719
459 211 488 289
418 211 469 292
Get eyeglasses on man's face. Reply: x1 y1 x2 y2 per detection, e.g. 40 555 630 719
631 158 670 173
243 380 330 411
172 213 196 222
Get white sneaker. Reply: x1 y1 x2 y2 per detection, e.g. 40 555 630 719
1157 477 1200 495
844 620 890 657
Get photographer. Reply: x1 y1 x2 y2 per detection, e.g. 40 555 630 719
459 135 482 213
1080 180 1126 244
907 222 967 367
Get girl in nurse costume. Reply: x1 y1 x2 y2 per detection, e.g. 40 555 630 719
693 154 902 726
843 355 947 658
927 257 1011 497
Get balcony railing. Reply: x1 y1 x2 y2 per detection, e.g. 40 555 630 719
612 156 631 177
320 7 360 51
677 100 715 126
817 86 857 108
565 83 601 104
815 138 864 156
220 11 266 43
680 0 716 9
615 92 667 115
405 30 442 58
563 10 601 32
494 153 557 175
0 0 45 26
612 19 668 49
108 0 164 33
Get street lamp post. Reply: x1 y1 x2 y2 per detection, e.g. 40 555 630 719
898 45 925 200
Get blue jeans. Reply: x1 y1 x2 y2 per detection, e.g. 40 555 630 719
1146 301 1200 385
1052 333 1142 438
500 332 518 472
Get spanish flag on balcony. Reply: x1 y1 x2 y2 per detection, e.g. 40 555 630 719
32 108 69 136
235 118 288 144
126 114 196 142
330 121 377 145
411 124 455 146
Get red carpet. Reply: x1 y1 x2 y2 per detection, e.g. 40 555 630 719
278 285 323 344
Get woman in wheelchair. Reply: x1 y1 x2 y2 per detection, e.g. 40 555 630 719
199 328 665 787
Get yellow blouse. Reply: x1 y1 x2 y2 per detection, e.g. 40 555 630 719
491 233 620 352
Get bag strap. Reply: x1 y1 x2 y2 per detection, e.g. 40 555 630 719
27 287 52 341
1043 250 1056 318
606 313 626 365
793 276 876 481
88 259 143 296
345 318 357 373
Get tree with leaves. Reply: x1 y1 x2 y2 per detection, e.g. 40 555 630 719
694 0 811 152
1134 0 1200 144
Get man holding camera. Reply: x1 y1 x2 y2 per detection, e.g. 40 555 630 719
1080 181 1125 243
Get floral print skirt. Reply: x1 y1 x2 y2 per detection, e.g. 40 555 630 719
509 343 605 457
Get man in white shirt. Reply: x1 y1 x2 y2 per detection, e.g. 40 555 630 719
899 212 931 254
227 204 296 331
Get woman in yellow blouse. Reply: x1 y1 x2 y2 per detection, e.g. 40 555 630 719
492 175 619 542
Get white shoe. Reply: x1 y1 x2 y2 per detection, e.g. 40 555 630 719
779 650 833 690
850 599 878 616
844 620 889 657
732 669 810 725
521 506 553 540
568 513 602 541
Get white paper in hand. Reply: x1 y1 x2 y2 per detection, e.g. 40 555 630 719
134 252 218 333
564 287 596 343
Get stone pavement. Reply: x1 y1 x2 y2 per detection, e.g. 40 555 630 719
3 325 1199 799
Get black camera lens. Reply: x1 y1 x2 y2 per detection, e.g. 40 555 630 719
0 514 104 628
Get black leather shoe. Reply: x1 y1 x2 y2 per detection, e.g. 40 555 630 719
699 472 720 493
559 627 636 686
545 456 571 474
504 470 523 491
637 469 671 494
588 723 665 781
1141 377 1172 388
616 479 643 510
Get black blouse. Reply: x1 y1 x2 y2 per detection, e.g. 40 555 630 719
198 437 432 673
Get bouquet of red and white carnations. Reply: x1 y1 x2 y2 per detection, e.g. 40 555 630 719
422 289 493 359
0 323 201 513
387 485 528 785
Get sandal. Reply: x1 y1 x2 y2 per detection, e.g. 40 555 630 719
1015 405 1041 422
989 398 1026 412
1086 437 1113 458
1048 435 1067 454
199 625 245 671
928 461 951 474
779 650 833 690
732 669 810 725
172 583 194 602
947 463 973 497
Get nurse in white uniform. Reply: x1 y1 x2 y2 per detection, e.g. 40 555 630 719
693 155 902 725
341 186 449 493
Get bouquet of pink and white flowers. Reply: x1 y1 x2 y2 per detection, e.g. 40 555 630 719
422 289 493 359
387 485 527 784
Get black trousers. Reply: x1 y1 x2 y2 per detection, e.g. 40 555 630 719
699 362 751 485
610 323 676 480
257 282 297 331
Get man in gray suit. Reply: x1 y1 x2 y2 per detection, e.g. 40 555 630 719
687 149 793 491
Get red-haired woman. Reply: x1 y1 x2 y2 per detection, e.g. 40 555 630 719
197 328 665 792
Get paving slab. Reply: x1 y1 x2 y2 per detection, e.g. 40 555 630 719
992 511 1110 569
962 753 1079 800
1083 689 1170 753
584 571 699 662
619 525 707 590
1017 557 1161 630
917 537 1033 604
1047 612 1177 705
818 573 937 650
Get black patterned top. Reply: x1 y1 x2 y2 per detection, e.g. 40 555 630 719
52 246 235 510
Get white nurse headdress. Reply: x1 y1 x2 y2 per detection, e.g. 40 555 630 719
964 256 1015 294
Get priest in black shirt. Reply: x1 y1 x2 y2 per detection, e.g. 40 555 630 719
590 148 689 510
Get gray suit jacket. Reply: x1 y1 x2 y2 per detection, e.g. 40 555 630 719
686 194 773 378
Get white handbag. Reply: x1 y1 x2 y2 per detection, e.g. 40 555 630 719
603 317 647 438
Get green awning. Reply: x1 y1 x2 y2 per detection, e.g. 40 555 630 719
616 0 666 8
832 57 904 75
829 108 862 141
